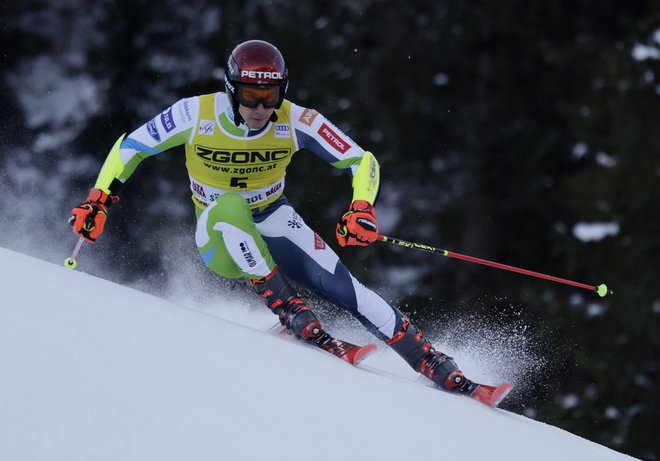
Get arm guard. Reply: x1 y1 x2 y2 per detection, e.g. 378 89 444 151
94 134 127 194
351 151 380 205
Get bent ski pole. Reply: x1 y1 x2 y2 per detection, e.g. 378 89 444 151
376 235 613 297
64 236 85 269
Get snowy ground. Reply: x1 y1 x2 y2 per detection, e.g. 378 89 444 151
0 247 638 461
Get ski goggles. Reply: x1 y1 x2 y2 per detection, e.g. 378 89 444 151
236 84 281 109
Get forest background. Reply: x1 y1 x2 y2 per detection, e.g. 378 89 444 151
1 1 658 459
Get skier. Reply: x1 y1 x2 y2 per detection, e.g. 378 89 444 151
69 39 482 398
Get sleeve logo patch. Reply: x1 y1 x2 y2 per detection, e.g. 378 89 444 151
274 124 290 138
299 108 319 126
318 123 350 154
178 99 193 123
146 119 161 142
314 233 326 250
160 107 176 133
198 119 215 136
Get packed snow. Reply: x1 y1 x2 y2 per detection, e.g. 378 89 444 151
0 247 638 461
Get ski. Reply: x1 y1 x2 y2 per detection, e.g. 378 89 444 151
419 376 513 408
269 324 377 366
314 334 378 365
464 382 513 408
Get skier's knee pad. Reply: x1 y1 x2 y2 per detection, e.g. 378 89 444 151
196 194 274 279
207 193 252 227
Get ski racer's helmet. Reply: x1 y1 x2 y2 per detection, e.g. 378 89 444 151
225 40 289 125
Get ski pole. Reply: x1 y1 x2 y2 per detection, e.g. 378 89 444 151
376 235 613 297
64 237 85 270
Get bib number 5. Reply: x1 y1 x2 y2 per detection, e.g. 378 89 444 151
230 177 248 189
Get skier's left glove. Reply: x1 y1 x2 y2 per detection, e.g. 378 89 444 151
336 200 379 247
69 188 119 243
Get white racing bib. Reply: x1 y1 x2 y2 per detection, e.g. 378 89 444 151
189 175 285 207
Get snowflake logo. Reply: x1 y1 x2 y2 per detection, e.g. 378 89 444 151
287 213 303 229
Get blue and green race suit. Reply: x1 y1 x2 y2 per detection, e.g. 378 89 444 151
93 92 402 340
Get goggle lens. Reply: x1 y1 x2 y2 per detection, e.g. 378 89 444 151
237 85 280 108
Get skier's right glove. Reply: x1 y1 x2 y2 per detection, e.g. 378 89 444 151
336 200 379 247
69 188 119 243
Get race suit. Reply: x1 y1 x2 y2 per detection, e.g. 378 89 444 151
93 92 402 340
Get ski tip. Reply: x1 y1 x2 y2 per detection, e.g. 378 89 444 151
352 343 377 365
490 383 513 408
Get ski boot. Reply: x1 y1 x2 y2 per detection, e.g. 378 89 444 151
387 318 513 406
386 318 473 393
251 266 325 341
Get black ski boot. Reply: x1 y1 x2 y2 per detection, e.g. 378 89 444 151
251 267 325 341
386 318 474 393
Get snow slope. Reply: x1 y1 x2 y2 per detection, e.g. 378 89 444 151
0 247 638 461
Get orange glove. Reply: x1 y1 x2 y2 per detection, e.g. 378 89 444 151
336 200 378 247
69 188 119 243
